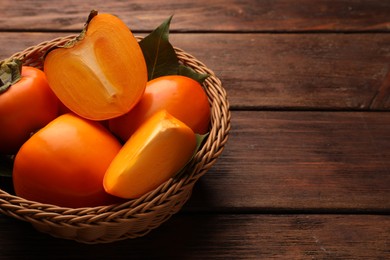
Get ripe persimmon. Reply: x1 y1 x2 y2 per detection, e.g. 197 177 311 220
104 110 196 199
13 113 123 208
0 59 59 154
109 75 210 142
44 11 147 120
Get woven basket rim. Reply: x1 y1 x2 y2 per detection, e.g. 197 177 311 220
0 35 231 226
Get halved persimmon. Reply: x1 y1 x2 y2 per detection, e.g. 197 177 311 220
44 11 147 120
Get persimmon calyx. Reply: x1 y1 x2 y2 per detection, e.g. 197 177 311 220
0 59 22 94
60 10 98 49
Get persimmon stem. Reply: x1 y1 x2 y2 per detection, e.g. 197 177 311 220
60 10 98 49
0 59 22 94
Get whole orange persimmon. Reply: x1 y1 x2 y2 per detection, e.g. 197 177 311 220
13 113 123 208
109 75 210 142
0 60 59 154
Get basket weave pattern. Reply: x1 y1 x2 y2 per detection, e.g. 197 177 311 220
0 35 231 243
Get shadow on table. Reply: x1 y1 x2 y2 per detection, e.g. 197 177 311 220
0 180 230 259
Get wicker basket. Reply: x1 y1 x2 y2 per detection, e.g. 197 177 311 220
0 35 230 243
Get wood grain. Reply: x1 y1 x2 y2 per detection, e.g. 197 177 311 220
1 111 389 212
1 1 389 256
369 69 390 109
0 214 388 259
1 32 390 110
2 0 390 32
184 111 390 212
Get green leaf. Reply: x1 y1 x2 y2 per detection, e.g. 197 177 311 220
193 133 208 157
139 15 179 80
0 155 14 178
173 133 209 179
178 64 210 84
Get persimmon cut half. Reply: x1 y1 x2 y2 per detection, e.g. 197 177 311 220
44 11 147 120
103 110 197 199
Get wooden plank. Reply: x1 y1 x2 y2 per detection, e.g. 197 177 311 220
2 0 390 32
1 0 261 32
1 111 389 211
185 111 390 212
182 33 390 111
1 32 390 110
0 214 388 259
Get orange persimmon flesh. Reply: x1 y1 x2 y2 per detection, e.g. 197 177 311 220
103 110 196 199
44 11 147 120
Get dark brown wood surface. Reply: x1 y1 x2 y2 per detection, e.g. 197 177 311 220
2 32 390 110
0 0 389 259
1 0 390 32
1 214 389 259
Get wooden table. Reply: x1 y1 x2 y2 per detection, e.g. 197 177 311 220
1 1 389 259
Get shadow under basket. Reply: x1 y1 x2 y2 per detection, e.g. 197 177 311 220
0 35 231 244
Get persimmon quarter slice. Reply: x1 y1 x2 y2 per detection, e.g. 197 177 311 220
103 110 197 199
44 11 147 120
